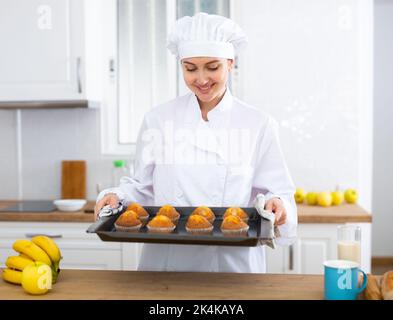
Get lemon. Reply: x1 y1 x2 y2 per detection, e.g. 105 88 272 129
317 192 333 207
294 188 306 204
344 189 358 204
21 262 52 295
305 192 318 205
331 191 344 205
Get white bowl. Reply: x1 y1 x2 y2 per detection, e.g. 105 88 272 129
53 199 87 212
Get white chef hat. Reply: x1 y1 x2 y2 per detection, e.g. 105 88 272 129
167 12 248 60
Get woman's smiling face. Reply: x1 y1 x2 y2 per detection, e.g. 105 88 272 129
181 57 233 105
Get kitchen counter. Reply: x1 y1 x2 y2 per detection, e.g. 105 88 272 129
0 269 325 300
297 203 372 223
0 201 95 222
0 201 371 223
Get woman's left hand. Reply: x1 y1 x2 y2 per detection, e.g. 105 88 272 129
265 198 287 226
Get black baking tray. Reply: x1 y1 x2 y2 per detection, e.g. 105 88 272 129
86 206 273 247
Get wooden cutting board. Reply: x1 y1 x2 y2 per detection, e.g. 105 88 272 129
61 160 86 199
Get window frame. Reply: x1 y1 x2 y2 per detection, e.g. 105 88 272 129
101 0 177 155
101 0 233 155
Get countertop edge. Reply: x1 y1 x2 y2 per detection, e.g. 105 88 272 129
0 201 372 224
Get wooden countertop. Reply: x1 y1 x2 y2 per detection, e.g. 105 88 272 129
0 201 371 224
0 269 325 300
297 203 372 223
0 201 95 223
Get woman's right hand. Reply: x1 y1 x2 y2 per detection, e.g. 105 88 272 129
94 193 120 221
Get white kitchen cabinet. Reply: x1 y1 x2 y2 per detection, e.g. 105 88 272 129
266 223 371 274
0 0 85 101
0 222 140 271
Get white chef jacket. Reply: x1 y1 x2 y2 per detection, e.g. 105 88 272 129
98 89 297 273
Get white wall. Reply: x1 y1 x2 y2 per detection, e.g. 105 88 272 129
373 0 393 256
233 0 373 212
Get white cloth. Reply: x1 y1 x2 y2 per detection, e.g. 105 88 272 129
97 89 297 273
167 12 248 60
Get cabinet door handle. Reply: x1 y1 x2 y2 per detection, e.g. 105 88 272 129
289 245 294 271
25 233 63 239
76 56 82 94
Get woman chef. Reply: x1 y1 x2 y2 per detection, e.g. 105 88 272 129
95 13 297 273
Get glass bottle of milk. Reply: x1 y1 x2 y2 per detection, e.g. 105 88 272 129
337 225 361 265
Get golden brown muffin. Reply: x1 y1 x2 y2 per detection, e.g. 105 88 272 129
191 206 216 224
186 215 214 235
126 203 150 226
382 271 393 300
220 215 249 236
147 215 176 233
157 205 180 224
115 210 142 232
364 274 382 300
223 207 249 222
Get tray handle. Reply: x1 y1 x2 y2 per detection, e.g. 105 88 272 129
86 216 116 234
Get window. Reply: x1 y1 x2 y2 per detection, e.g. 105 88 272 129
102 0 230 155
118 0 177 145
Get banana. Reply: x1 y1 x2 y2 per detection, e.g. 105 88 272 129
2 268 22 285
19 253 34 261
12 240 52 266
31 236 62 264
5 256 34 271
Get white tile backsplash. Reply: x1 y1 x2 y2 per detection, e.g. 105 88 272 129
0 110 18 198
0 108 125 201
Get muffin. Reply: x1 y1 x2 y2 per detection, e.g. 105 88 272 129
114 210 142 232
147 215 176 233
220 215 249 236
223 207 249 223
157 205 180 224
186 215 214 235
126 203 150 226
190 206 216 224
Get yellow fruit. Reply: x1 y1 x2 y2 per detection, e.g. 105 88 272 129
294 188 306 204
31 236 62 264
31 236 61 283
2 268 23 285
317 192 333 207
19 253 34 261
5 256 34 271
331 191 344 205
305 192 318 205
12 240 52 266
344 189 358 204
21 262 52 295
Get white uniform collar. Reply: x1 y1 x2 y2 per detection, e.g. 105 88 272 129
184 87 233 126
181 88 233 160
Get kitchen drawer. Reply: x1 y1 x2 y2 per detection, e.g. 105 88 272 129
59 248 122 270
0 222 126 271
0 222 114 241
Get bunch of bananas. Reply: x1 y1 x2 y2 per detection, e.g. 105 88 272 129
2 236 62 285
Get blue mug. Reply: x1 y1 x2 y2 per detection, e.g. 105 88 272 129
324 260 367 300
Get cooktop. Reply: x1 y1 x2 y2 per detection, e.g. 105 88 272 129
0 201 56 212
